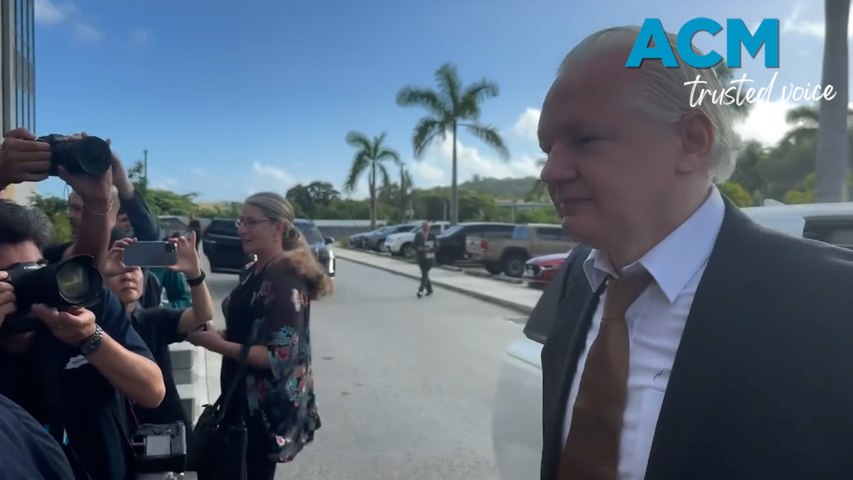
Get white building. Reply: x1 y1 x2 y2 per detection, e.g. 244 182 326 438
0 0 36 204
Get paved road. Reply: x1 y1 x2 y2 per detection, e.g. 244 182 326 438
202 259 525 480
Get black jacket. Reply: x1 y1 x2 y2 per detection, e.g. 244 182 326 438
538 199 853 480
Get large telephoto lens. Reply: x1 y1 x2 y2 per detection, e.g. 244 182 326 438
51 136 112 177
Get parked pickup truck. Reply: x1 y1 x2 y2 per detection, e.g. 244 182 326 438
466 223 574 277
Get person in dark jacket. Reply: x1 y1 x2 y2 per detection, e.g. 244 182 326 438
413 221 436 298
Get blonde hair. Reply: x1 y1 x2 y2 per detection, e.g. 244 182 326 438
244 192 333 299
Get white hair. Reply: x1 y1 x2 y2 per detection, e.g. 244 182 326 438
559 26 739 183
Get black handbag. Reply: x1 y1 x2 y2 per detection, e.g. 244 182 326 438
186 326 259 480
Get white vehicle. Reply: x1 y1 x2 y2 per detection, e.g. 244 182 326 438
491 202 853 480
384 221 450 257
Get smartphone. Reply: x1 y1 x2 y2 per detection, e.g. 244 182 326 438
124 241 178 267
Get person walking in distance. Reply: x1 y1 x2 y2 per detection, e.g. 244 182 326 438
414 221 436 298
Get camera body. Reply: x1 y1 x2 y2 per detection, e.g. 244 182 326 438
131 422 188 474
36 134 112 177
0 256 104 335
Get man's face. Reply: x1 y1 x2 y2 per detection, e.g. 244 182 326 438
68 193 84 235
105 267 144 305
538 47 688 247
116 213 133 236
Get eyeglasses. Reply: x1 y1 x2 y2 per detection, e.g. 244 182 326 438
235 218 272 229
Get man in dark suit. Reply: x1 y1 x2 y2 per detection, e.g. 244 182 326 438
534 26 853 480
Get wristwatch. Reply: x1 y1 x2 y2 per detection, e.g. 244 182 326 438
80 325 104 356
187 270 206 287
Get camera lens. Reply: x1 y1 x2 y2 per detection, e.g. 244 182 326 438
56 262 92 304
166 243 177 253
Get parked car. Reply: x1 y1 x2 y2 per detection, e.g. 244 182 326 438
490 204 848 480
384 221 450 257
523 251 571 288
467 223 574 277
434 222 515 264
365 223 419 251
203 217 336 276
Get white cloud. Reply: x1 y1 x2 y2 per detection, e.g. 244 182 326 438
513 108 540 142
734 99 798 146
35 1 103 44
782 2 851 39
407 135 542 189
73 22 102 43
131 28 150 45
251 161 297 189
34 0 66 25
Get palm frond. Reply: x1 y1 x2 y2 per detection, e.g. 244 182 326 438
412 116 446 158
458 79 500 119
462 124 510 160
345 131 372 151
435 62 462 110
376 162 392 187
376 147 401 165
396 87 450 119
344 152 369 192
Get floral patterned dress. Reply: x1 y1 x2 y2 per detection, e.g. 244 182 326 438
220 260 321 463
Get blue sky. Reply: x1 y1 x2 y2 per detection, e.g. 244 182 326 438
32 0 832 202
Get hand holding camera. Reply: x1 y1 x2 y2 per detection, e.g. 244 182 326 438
0 273 16 328
31 304 97 347
0 128 52 189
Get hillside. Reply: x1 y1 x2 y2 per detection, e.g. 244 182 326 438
457 175 539 200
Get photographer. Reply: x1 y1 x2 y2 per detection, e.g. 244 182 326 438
0 201 165 480
101 231 213 466
0 129 166 479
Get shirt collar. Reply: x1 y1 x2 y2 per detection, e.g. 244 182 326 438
583 186 725 303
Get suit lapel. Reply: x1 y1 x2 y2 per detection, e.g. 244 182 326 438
644 200 764 479
540 245 605 480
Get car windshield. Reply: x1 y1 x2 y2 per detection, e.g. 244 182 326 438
296 223 324 244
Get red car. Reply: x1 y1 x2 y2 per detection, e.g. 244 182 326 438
523 251 571 288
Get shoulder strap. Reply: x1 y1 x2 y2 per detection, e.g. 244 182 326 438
216 318 264 417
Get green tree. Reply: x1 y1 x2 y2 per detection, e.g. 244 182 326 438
343 131 401 230
286 181 340 219
718 181 753 207
145 189 197 216
127 160 148 197
29 193 71 243
396 62 509 225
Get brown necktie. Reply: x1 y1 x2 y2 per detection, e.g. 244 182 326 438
559 270 653 480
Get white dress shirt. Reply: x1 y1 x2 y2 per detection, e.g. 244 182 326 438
561 187 725 479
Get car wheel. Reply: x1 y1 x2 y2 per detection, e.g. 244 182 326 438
401 243 416 258
485 264 503 275
503 254 529 278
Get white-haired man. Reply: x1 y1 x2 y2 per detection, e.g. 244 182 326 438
534 26 853 480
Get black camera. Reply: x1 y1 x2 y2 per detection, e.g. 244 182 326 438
37 134 112 177
131 422 188 474
1 255 104 335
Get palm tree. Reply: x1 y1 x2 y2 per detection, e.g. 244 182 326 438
344 131 401 230
526 157 548 201
396 62 510 225
815 0 851 202
399 165 414 221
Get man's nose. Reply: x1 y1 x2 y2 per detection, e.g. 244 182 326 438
540 146 578 186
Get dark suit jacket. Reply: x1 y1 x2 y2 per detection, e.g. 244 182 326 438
538 199 853 480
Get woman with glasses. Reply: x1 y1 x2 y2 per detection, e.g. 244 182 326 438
187 192 332 480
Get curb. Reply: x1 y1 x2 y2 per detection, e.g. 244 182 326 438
337 256 534 315
464 269 491 278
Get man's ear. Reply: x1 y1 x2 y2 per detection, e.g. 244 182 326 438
675 111 714 174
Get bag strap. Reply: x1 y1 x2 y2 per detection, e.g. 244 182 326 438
216 318 263 417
